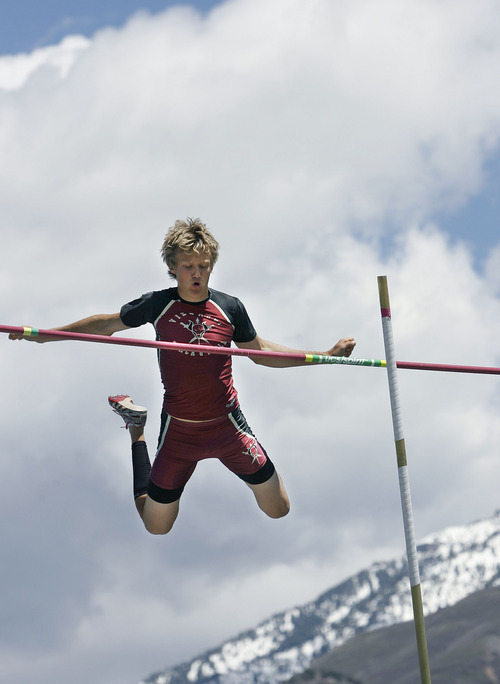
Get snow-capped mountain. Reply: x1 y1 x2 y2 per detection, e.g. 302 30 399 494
140 511 500 684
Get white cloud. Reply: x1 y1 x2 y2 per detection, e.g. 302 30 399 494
0 35 90 91
2 1 500 683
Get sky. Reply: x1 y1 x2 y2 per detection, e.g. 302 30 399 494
2 1 500 684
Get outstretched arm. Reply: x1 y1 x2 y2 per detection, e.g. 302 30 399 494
236 334 356 368
8 312 129 343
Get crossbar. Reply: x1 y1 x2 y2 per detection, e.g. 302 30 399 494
1 325 500 374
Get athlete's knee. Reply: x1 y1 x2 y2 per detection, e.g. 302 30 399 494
141 496 180 535
248 469 290 519
263 497 290 519
143 518 175 535
257 485 291 518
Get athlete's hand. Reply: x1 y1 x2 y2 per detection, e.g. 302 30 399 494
9 329 45 342
328 337 356 357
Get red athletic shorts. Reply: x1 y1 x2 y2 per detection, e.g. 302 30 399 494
148 406 275 503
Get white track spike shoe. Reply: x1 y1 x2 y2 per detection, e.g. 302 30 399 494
108 395 147 429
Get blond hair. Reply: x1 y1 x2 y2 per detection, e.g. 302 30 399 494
161 218 220 279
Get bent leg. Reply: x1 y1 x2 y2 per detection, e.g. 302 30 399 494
247 471 290 519
110 400 182 536
129 426 180 535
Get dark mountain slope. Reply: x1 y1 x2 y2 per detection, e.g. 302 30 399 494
288 586 500 684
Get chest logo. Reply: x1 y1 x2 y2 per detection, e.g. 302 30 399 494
180 315 214 344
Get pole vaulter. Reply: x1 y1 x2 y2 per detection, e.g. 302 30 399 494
1 324 500 375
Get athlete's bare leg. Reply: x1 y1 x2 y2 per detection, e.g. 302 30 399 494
247 471 290 519
129 425 179 535
141 497 180 535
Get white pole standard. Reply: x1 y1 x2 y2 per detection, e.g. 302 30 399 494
378 275 431 684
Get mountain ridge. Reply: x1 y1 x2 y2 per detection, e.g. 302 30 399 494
140 510 500 684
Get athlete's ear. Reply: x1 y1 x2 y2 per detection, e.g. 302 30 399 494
167 259 177 278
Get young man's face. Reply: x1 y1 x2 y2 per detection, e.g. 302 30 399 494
172 249 213 301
